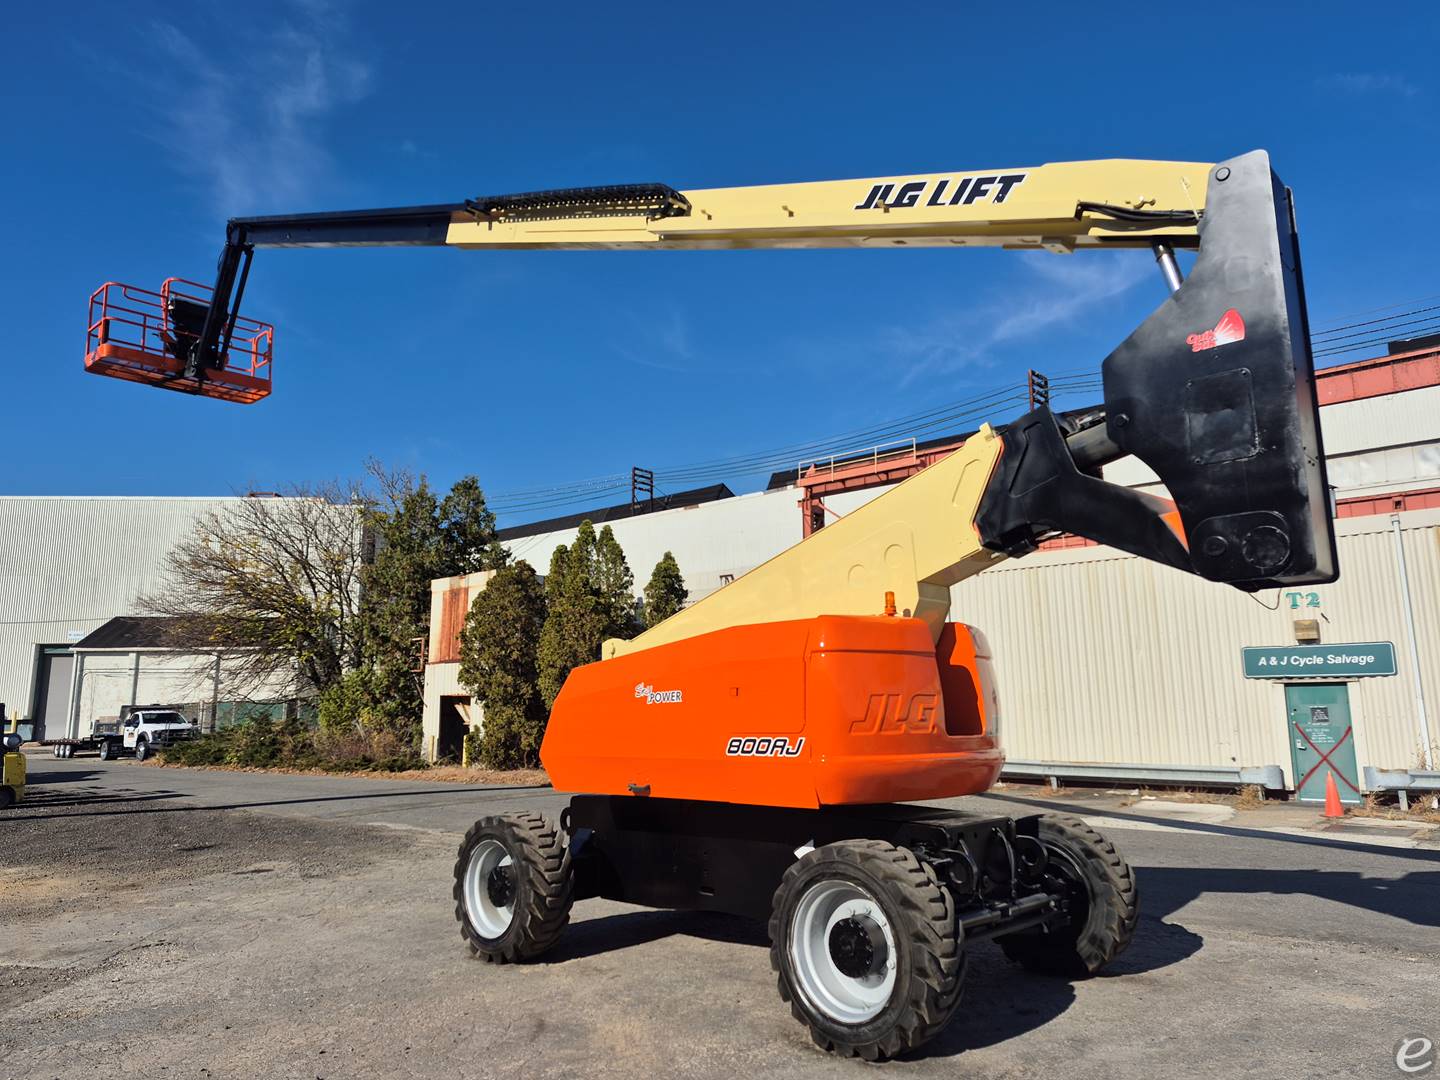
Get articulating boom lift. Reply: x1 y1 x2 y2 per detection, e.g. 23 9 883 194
89 150 1336 1059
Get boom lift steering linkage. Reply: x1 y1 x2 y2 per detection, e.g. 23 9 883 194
87 150 1338 1060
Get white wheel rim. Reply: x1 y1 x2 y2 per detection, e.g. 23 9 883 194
463 838 516 939
789 880 899 1025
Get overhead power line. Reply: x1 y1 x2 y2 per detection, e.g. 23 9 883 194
489 298 1439 521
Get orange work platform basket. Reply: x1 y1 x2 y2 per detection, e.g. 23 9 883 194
85 279 273 404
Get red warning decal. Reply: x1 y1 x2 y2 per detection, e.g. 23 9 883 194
1186 308 1245 352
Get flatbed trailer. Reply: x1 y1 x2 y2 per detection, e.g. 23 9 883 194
42 734 122 759
42 707 199 761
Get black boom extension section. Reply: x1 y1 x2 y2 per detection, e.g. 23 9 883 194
184 184 692 383
977 150 1338 590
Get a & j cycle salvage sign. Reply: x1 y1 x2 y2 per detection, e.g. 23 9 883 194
1241 642 1397 679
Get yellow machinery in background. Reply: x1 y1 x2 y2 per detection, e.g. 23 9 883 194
1 704 25 809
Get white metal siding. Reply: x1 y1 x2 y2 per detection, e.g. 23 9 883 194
950 509 1440 780
503 487 802 599
65 650 296 736
1319 384 1440 455
0 497 261 722
421 660 470 761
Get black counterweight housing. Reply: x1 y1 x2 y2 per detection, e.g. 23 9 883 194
977 150 1338 590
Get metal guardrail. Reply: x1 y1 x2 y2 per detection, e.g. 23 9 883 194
1363 766 1440 810
797 438 918 483
1001 759 1287 792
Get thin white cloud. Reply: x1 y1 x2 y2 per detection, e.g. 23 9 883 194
1318 72 1420 98
613 309 695 372
882 252 1153 388
139 4 372 213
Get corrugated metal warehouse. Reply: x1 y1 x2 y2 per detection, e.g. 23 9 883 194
0 497 293 740
954 508 1437 794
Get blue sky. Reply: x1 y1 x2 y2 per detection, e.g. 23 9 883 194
2 2 1434 520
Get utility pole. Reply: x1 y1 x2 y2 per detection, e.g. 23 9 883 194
1027 369 1050 411
631 467 655 515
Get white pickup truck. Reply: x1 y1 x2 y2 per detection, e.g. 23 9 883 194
107 707 199 761
45 705 199 761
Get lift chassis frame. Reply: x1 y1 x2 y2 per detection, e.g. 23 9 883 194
562 795 1068 938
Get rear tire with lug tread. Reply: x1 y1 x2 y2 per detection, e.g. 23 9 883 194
98 741 113 762
770 839 965 1061
453 812 573 964
997 814 1138 977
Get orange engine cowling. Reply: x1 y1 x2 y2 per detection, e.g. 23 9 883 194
541 616 1003 809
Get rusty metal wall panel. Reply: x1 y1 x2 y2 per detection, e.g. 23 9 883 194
432 586 469 664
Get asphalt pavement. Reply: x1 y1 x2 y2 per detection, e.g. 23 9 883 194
3 753 1437 1079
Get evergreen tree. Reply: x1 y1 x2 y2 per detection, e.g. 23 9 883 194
458 561 547 768
594 524 639 639
357 478 446 737
356 468 512 744
537 524 606 709
642 551 688 628
440 476 509 572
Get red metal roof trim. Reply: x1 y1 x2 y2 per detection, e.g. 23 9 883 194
1315 347 1440 406
1334 486 1440 518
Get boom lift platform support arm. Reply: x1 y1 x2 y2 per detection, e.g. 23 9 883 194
122 150 1334 598
88 149 1338 1061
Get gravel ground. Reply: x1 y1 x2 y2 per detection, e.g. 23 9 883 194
2 757 1437 1080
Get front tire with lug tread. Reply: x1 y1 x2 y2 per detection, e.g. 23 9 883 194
770 839 965 1061
134 738 149 762
997 814 1138 977
453 812 573 964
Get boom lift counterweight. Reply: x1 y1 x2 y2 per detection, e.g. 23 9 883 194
88 149 1337 1060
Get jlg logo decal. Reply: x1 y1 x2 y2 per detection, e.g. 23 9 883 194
854 173 1027 211
725 736 805 758
1186 308 1245 352
849 692 941 735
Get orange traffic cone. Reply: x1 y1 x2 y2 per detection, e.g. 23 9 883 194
1323 770 1346 818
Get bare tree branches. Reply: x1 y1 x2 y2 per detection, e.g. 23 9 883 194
139 483 369 700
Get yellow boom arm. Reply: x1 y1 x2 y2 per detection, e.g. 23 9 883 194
99 150 1337 636
441 159 1210 253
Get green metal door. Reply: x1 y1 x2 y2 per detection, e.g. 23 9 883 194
1285 683 1361 805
